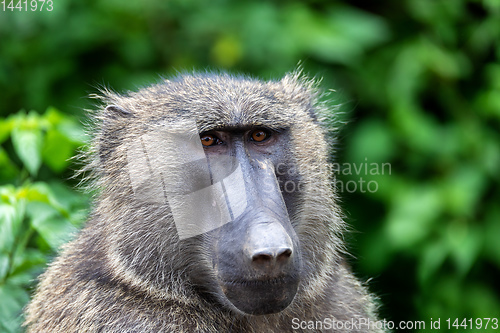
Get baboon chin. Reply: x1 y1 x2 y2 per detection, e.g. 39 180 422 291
24 71 386 332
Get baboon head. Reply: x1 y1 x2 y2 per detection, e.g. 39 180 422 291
93 72 342 316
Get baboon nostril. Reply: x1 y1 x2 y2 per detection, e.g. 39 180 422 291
252 252 274 264
251 247 292 266
277 248 292 262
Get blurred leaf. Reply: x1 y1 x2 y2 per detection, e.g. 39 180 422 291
43 106 65 125
387 42 425 107
385 184 441 249
0 254 9 282
421 38 469 79
476 63 500 119
26 182 78 216
0 118 12 144
211 35 242 68
358 229 393 273
10 248 46 284
21 184 51 203
0 283 30 333
56 120 86 144
0 203 18 254
0 148 19 182
345 118 396 164
441 165 486 217
447 222 482 276
463 284 500 318
11 127 43 177
390 105 441 155
416 274 461 320
418 240 448 284
287 5 389 65
27 201 77 250
44 107 86 144
45 181 88 225
484 207 500 267
476 89 500 119
42 129 74 173
0 187 25 254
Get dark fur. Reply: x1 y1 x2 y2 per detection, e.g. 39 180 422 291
25 72 385 332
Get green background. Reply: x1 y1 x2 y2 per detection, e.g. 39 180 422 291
1 0 500 331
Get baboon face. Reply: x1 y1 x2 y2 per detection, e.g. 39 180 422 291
126 121 303 315
196 127 303 315
104 74 327 316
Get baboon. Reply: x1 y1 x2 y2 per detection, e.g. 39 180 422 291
25 71 385 332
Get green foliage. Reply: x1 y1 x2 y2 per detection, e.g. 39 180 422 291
0 109 87 332
336 0 500 328
1 0 499 331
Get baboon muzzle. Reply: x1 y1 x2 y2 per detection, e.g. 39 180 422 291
213 156 302 315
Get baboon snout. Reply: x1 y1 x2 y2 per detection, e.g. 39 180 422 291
245 221 294 274
217 219 300 315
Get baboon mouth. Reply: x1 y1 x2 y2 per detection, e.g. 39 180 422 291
222 275 292 287
219 275 299 315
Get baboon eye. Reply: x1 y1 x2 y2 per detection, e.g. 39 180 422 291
201 134 220 146
250 129 269 142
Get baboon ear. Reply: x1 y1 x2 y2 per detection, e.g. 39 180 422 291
99 105 132 162
104 105 132 119
101 104 133 133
